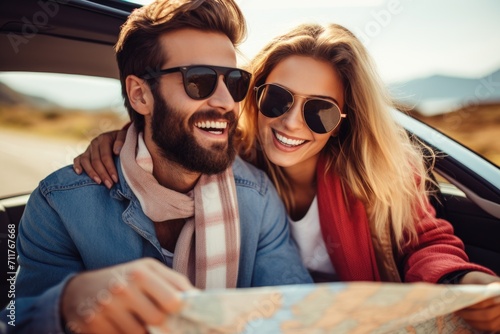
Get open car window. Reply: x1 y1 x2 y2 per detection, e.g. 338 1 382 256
0 72 127 198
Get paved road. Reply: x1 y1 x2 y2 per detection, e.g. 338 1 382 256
0 129 88 198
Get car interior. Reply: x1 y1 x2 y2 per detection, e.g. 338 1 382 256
1 0 499 310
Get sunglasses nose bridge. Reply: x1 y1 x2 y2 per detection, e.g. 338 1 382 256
288 91 311 116
217 73 234 98
207 73 237 109
292 93 313 119
280 95 308 130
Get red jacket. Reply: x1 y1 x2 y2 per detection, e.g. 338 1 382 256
316 157 496 283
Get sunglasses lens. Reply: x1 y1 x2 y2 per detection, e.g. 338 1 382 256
257 84 294 118
226 70 251 102
184 67 251 101
303 99 341 133
185 67 218 99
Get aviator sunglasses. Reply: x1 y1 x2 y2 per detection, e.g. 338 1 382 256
142 65 252 102
255 83 347 134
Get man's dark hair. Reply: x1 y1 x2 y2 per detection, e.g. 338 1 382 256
115 0 247 131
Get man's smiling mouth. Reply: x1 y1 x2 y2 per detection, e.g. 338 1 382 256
195 121 228 135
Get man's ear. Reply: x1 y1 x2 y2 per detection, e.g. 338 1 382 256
126 75 154 116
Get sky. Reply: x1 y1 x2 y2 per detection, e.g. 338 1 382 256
237 0 500 82
1 0 500 109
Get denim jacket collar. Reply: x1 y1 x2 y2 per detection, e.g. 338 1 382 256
112 156 163 254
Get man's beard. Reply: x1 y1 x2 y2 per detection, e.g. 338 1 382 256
150 90 237 175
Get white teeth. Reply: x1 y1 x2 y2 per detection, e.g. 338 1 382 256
274 131 305 147
195 121 228 129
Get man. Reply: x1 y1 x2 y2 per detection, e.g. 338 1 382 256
7 0 312 332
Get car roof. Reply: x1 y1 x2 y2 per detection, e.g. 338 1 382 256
0 0 137 79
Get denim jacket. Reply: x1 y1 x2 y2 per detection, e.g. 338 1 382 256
5 156 312 333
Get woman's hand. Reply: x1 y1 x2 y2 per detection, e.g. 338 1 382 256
73 128 127 188
455 271 500 331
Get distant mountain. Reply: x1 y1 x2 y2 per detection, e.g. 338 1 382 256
0 81 59 109
389 69 500 115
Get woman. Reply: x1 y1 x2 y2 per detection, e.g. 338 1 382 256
74 23 500 330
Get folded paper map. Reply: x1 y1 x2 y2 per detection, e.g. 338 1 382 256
149 282 500 334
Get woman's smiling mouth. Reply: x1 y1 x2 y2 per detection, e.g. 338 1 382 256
273 129 306 147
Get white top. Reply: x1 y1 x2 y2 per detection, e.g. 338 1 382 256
160 196 335 277
289 196 335 275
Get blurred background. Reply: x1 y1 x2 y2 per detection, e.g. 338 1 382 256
1 0 499 197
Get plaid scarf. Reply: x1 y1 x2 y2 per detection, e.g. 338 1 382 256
120 125 240 289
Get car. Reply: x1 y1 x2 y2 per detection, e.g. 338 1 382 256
1 0 499 313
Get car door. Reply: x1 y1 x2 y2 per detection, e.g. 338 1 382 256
396 111 500 275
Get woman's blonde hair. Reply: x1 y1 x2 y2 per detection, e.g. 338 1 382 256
238 23 435 249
